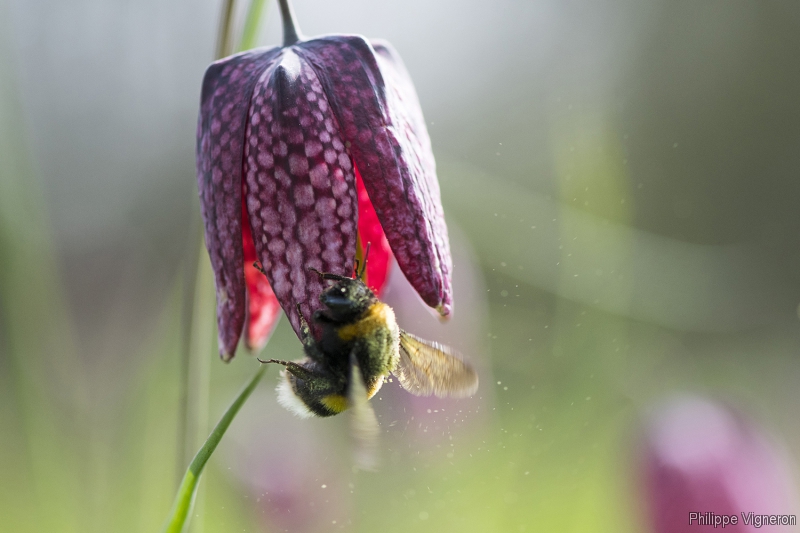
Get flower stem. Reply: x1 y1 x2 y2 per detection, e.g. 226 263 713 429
175 0 240 500
277 0 302 46
161 364 266 533
215 0 238 59
239 0 269 51
172 0 270 525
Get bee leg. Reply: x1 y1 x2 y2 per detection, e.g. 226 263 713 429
252 261 268 276
312 308 335 325
257 358 316 381
357 242 371 280
308 266 352 282
296 304 325 361
296 303 312 338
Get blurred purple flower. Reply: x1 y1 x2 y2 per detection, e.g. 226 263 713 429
196 0 452 361
641 395 798 532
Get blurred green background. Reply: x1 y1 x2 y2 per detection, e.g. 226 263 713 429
2 0 800 531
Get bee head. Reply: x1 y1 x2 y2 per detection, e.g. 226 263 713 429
319 277 375 321
310 244 376 322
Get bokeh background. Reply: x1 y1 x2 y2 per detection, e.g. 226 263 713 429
2 0 800 531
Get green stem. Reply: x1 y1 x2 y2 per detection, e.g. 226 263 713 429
174 0 271 504
161 364 266 533
168 0 273 530
175 217 204 488
238 0 269 51
175 0 240 490
214 0 237 59
277 0 302 46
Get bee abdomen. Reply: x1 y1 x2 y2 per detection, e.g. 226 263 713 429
319 394 349 414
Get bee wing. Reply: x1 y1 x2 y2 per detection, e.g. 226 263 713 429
348 351 380 471
393 331 479 398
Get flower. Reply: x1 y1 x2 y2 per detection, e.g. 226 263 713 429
640 395 799 532
196 0 452 361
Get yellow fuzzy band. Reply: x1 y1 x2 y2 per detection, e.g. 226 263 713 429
320 394 349 414
337 302 393 342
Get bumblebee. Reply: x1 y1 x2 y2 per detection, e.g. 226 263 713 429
258 255 478 465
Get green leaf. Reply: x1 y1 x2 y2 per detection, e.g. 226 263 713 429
161 365 266 533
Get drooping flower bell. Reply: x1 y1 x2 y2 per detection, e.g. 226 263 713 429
196 0 452 361
640 395 799 532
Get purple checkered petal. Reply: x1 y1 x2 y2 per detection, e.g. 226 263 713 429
197 47 281 360
243 50 358 338
297 36 453 316
371 39 453 315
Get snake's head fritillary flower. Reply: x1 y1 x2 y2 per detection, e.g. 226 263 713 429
640 395 799 532
196 0 452 361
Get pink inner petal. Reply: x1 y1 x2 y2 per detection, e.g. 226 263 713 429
355 165 392 296
242 195 281 351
